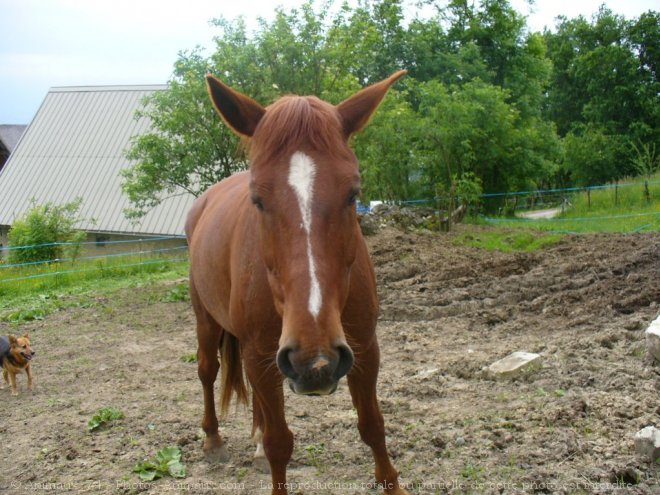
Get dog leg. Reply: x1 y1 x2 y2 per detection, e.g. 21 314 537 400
26 364 33 392
8 372 18 396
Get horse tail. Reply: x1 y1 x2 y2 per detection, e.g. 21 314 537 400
219 329 249 416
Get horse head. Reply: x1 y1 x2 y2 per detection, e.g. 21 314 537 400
206 71 405 396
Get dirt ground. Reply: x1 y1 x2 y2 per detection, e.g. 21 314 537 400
1 225 658 495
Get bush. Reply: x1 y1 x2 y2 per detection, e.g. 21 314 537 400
8 198 86 265
455 172 484 215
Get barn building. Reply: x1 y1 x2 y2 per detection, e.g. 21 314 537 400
0 85 195 254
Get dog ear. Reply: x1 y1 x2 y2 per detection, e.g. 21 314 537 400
22 333 30 340
9 335 17 345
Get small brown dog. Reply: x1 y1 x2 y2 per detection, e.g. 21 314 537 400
0 334 35 396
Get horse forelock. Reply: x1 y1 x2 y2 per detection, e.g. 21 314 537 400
249 96 349 167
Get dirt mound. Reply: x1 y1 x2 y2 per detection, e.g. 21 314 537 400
1 226 658 494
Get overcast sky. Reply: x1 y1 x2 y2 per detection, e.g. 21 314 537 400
0 0 656 124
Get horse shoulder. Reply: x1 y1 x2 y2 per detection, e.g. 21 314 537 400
186 173 248 239
185 193 208 242
187 173 252 330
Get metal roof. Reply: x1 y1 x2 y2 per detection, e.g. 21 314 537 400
0 125 27 153
0 85 196 236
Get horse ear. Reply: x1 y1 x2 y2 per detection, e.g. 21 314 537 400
336 70 407 137
206 75 266 137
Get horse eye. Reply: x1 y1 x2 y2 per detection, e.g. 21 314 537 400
348 189 361 205
252 196 264 211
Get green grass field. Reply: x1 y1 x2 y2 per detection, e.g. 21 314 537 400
482 175 660 233
453 230 564 252
0 251 189 322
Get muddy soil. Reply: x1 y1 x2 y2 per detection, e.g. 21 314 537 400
1 226 658 495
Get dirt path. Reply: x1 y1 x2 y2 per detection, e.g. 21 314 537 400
1 226 658 494
517 208 562 219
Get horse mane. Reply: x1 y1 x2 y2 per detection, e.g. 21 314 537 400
249 95 349 165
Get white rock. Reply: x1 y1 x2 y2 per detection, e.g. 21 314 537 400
633 426 660 461
485 352 542 379
645 315 660 362
415 367 440 380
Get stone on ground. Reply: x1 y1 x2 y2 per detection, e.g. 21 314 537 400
645 315 660 362
633 426 660 461
485 351 542 379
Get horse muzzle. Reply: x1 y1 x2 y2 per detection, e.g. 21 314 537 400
276 342 354 396
286 378 338 396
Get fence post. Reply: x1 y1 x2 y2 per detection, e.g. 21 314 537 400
448 183 456 232
615 181 619 206
587 188 591 209
644 180 650 205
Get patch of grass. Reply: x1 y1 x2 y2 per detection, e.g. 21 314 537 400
480 174 660 233
0 264 188 325
0 253 189 301
304 443 326 473
454 230 563 252
162 283 189 302
88 407 124 431
570 175 660 213
492 211 660 233
4 306 49 323
180 353 198 364
237 467 248 482
461 463 486 482
554 388 567 398
404 422 419 432
133 446 186 481
534 387 548 397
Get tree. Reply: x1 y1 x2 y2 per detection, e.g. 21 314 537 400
563 125 626 186
416 78 556 198
353 86 423 201
122 49 245 219
544 7 659 184
544 8 640 134
627 11 660 147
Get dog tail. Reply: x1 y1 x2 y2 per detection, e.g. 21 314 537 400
219 329 248 416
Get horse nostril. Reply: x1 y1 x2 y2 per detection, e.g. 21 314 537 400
334 343 354 380
276 346 298 380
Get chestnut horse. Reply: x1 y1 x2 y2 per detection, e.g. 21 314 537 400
186 71 410 495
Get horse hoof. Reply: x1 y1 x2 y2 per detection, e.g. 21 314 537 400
203 443 230 463
385 486 411 495
253 454 271 473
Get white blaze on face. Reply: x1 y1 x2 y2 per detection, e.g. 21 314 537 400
288 151 322 318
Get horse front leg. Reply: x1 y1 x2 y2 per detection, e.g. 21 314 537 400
348 339 410 495
191 284 228 462
252 391 271 473
245 353 293 495
197 329 229 462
